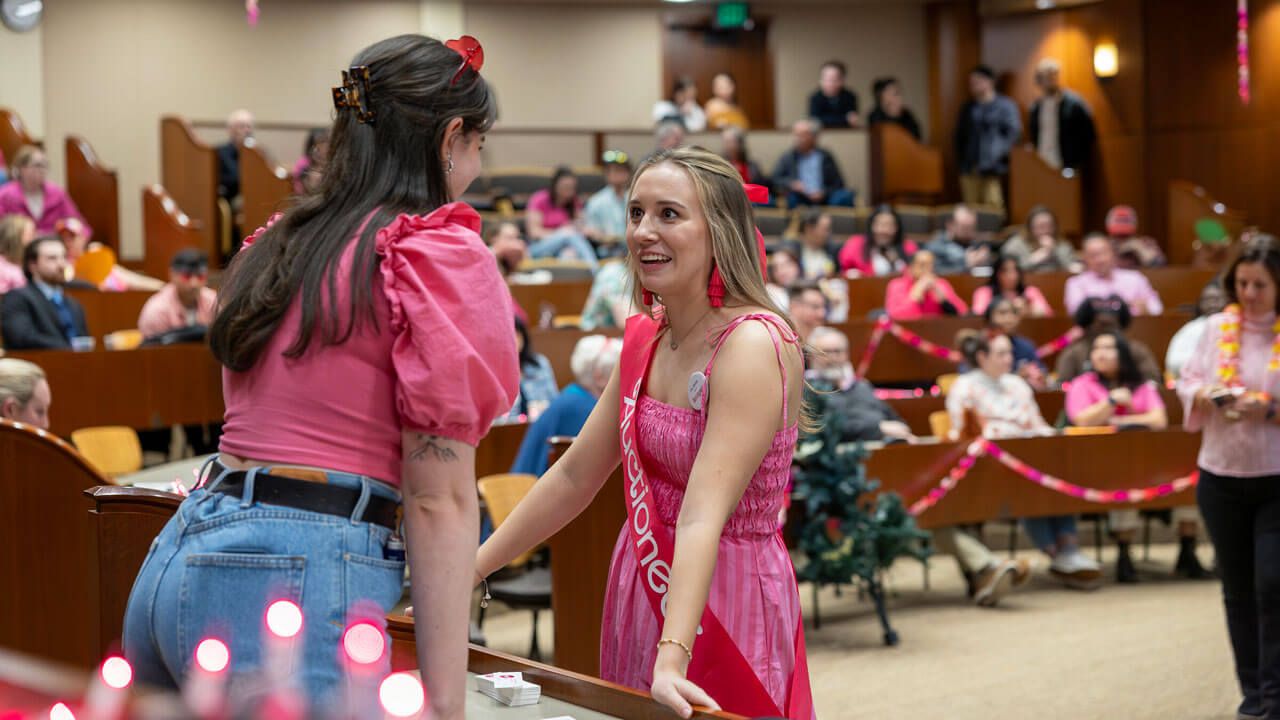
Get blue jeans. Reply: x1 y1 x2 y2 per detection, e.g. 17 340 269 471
1022 515 1080 552
527 228 600 271
122 458 405 703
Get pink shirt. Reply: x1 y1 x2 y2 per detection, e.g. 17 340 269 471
0 257 25 294
885 273 968 320
1065 372 1163 420
137 284 218 338
219 204 520 486
1063 268 1162 315
1178 311 1280 477
837 235 919 277
970 284 1053 316
526 189 581 231
0 180 92 239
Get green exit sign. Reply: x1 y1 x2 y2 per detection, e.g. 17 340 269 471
716 2 749 28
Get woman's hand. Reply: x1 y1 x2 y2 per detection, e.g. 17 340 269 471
1235 394 1271 422
651 665 720 719
1109 387 1133 407
1194 384 1230 412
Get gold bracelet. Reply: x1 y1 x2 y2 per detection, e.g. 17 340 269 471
657 637 692 661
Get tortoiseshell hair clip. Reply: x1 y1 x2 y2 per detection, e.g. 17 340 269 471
332 65 375 124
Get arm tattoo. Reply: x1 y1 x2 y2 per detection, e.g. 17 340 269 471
408 434 460 463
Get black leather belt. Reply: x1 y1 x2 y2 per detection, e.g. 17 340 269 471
208 461 400 531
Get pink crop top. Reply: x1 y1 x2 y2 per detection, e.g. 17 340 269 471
218 203 520 486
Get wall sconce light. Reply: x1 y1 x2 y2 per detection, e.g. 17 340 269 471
1094 42 1118 78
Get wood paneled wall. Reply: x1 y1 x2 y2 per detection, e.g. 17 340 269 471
928 0 1280 244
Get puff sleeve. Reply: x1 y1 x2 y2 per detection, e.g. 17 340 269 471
377 203 521 446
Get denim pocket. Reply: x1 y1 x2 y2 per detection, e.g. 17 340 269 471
342 553 405 617
177 552 305 677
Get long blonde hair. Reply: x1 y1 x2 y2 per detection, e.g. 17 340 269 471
0 215 33 264
626 146 815 429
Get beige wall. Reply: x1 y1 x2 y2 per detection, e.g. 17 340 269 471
0 24 45 139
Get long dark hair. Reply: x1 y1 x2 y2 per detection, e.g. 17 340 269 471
210 35 496 372
1090 330 1145 389
987 254 1026 295
547 166 578 218
862 204 906 265
514 316 538 370
1073 293 1132 332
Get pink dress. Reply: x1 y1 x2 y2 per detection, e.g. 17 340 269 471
600 314 814 719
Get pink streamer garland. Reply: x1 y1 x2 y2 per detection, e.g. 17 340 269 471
906 437 1199 516
854 319 1081 378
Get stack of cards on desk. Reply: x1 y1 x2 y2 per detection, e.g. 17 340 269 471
475 672 541 706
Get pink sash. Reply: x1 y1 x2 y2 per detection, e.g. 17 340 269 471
617 313 813 719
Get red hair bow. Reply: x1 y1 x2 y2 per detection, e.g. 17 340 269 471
745 184 770 279
446 36 484 85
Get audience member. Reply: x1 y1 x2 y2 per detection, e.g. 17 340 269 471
0 214 34 293
137 249 218 340
981 296 1048 390
0 236 87 350
653 119 687 156
582 152 631 257
885 249 967 320
652 76 706 132
766 248 802 309
838 204 917 277
971 254 1053 316
954 65 1021 209
1063 331 1201 583
293 127 329 195
1064 233 1163 315
948 331 1102 587
0 358 50 430
789 281 827 344
485 220 529 279
791 210 839 279
1000 205 1080 273
923 204 994 275
807 60 862 129
216 108 255 201
1055 295 1162 384
58 218 163 292
807 326 915 444
1106 204 1166 268
505 317 559 423
1028 58 1096 172
0 146 91 238
525 166 598 271
510 335 621 476
579 259 633 331
1165 281 1227 379
773 119 853 209
867 76 922 141
720 126 767 187
704 72 749 129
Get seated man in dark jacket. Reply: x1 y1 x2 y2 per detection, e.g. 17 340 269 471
772 119 854 209
807 326 916 444
1 236 88 350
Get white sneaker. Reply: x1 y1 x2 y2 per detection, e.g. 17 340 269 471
974 561 1019 607
1049 548 1102 589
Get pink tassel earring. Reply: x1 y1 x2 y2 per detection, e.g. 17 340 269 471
707 265 725 308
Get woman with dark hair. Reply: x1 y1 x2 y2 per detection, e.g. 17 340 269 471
293 126 330 194
653 76 706 132
867 76 922 140
1179 235 1280 720
948 331 1102 587
506 315 559 422
971 254 1053 316
705 71 750 129
838 203 918 277
1054 294 1161 384
1000 205 1079 273
526 165 598 271
983 296 1047 389
720 125 767 186
123 35 517 718
477 147 814 718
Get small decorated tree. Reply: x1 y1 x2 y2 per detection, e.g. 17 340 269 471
792 386 931 646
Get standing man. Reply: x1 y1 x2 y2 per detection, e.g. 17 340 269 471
954 65 1021 210
0 236 87 350
1028 58 1096 172
216 108 255 202
808 60 862 129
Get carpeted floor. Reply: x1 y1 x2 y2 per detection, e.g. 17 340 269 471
475 542 1242 720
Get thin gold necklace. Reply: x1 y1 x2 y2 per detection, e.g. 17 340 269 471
668 307 715 350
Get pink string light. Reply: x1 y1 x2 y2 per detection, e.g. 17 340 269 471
1239 0 1251 105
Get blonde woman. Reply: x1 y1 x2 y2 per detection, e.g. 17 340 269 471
0 214 34 293
477 147 813 719
0 358 51 430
